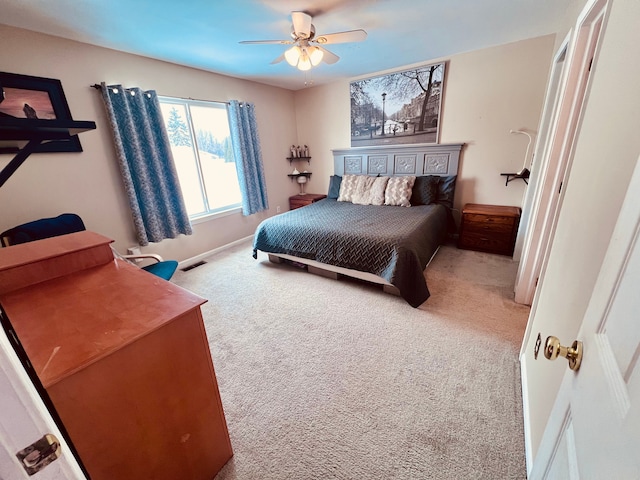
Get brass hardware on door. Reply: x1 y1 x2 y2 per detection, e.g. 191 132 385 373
16 433 61 475
544 336 583 371
534 332 542 359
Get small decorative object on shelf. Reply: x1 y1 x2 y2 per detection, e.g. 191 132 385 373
503 128 534 186
286 145 311 164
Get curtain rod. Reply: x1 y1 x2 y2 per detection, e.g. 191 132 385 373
90 84 230 105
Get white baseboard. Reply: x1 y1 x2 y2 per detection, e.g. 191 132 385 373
178 235 253 269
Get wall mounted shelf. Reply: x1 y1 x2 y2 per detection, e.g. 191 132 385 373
0 117 96 188
500 169 530 186
287 156 311 164
287 172 312 179
286 153 312 192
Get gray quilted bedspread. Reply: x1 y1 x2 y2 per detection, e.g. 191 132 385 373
252 199 448 307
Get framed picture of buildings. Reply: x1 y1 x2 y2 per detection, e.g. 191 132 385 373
350 62 445 147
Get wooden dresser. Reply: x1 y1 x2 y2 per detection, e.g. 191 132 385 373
458 203 521 256
0 231 232 479
289 193 327 210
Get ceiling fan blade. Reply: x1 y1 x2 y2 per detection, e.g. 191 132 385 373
270 54 285 64
314 29 367 44
239 39 292 45
291 11 312 38
318 46 339 64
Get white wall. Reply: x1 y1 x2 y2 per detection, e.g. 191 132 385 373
522 0 640 457
0 25 300 262
294 35 556 221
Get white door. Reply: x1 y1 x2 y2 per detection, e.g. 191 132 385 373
514 0 606 306
529 154 640 478
0 327 85 479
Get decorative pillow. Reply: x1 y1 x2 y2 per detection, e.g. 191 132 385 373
337 174 360 202
352 176 389 206
384 176 416 207
410 175 440 205
327 175 342 199
437 175 457 209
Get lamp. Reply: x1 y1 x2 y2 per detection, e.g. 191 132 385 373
297 175 308 194
510 129 534 176
284 45 324 71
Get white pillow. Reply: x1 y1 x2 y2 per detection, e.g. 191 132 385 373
352 176 389 205
384 176 416 207
337 174 360 202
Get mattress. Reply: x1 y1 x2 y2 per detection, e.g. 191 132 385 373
253 199 448 307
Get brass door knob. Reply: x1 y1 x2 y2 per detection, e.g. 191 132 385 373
544 336 583 371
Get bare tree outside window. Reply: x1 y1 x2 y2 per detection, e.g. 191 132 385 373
350 62 445 147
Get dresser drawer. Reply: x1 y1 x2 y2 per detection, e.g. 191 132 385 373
290 199 310 209
464 213 516 227
458 231 513 255
463 216 515 235
289 193 327 210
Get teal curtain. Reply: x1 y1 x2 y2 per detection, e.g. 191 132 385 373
100 83 192 245
228 100 269 215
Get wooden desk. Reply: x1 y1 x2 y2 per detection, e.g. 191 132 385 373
0 231 232 479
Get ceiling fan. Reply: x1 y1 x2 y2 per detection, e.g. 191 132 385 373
240 11 367 71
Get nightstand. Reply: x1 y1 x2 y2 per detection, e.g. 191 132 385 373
289 193 327 210
458 203 521 256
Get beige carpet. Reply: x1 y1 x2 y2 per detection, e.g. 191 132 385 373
172 242 530 479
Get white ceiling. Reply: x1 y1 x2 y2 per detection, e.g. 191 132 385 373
0 0 573 91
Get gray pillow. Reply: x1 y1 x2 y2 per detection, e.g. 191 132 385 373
328 175 342 199
437 175 457 209
410 176 440 205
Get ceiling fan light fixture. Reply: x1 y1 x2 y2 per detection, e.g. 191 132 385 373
309 46 324 66
297 51 312 71
284 46 301 67
242 11 367 73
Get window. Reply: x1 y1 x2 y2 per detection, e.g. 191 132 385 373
159 97 241 219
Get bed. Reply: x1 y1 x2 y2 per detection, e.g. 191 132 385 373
253 143 463 307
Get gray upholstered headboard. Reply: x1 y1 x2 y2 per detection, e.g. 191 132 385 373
332 143 463 177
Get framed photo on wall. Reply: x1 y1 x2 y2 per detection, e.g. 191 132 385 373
350 62 445 147
0 71 83 153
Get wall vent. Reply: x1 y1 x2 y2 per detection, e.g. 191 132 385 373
181 260 207 272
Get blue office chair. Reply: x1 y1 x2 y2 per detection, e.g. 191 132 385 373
0 213 178 281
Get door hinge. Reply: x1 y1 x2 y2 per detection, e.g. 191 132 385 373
16 434 61 476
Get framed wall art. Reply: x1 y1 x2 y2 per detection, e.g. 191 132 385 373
350 62 445 147
0 71 83 153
